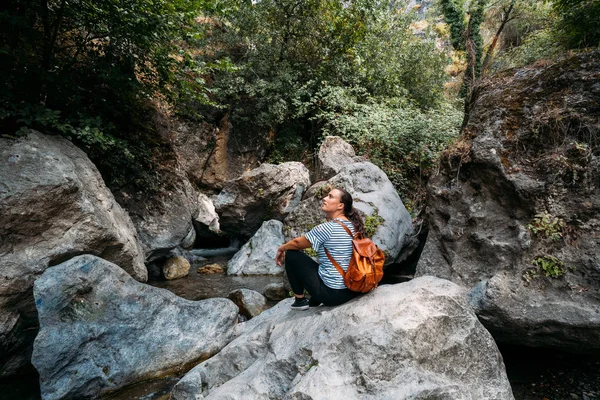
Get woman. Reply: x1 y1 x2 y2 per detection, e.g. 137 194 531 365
275 187 365 310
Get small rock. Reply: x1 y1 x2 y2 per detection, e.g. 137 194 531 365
163 256 190 280
227 289 266 319
197 264 224 274
180 226 196 250
263 283 289 301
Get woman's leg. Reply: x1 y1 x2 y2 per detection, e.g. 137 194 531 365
285 250 358 307
285 250 327 300
320 287 359 306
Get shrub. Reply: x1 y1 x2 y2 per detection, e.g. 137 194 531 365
527 211 565 242
306 86 462 208
364 210 385 238
553 0 600 49
532 255 566 278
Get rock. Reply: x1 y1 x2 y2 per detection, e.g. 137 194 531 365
263 283 289 301
172 277 514 400
285 161 414 263
227 220 285 276
195 192 220 233
468 271 600 351
118 175 200 262
171 114 267 191
214 162 310 238
198 264 225 274
227 289 266 319
0 130 146 377
415 51 600 352
147 248 206 281
163 256 191 280
180 226 197 250
315 136 363 180
32 255 238 400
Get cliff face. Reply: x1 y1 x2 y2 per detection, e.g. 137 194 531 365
416 51 600 352
113 111 270 259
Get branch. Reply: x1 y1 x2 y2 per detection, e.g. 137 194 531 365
481 0 516 76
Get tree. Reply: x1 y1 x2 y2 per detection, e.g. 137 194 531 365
553 0 600 48
0 0 212 187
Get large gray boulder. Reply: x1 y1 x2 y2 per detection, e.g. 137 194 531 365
215 162 310 238
0 131 146 377
469 271 600 350
315 136 364 180
32 255 238 400
172 277 514 400
285 161 415 264
227 220 285 275
117 174 200 262
416 51 600 352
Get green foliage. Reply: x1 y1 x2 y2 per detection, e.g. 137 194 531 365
364 210 385 238
200 0 451 137
352 7 449 108
527 211 565 241
486 0 599 72
2 0 458 201
305 359 319 371
306 86 462 199
553 0 600 49
492 27 564 70
532 255 566 278
468 0 486 78
0 0 216 188
304 248 318 258
439 0 467 51
521 267 539 284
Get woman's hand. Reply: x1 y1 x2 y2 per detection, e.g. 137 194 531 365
275 236 311 266
275 246 285 267
276 246 286 266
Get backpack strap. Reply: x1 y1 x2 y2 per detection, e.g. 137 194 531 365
324 248 346 278
325 219 354 279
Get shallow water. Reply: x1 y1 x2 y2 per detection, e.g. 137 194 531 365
148 256 284 302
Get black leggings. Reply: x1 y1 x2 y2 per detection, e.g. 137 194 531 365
285 250 358 306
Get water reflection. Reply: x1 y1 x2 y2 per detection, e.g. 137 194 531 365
148 256 284 302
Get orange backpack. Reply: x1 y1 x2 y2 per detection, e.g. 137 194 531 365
324 220 385 293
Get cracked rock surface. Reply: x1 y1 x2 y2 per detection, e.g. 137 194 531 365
173 277 513 400
32 255 238 400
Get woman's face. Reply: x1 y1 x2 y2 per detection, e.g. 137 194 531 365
321 189 344 214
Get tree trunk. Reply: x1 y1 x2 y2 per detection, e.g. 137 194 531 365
481 0 516 76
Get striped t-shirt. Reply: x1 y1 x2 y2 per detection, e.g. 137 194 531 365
305 218 355 289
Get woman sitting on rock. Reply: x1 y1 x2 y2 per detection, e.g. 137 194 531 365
275 187 365 310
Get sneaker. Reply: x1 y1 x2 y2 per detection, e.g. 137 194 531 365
291 297 309 310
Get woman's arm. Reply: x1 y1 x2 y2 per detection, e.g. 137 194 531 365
275 236 311 266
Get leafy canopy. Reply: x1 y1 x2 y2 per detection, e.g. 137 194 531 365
0 0 214 188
